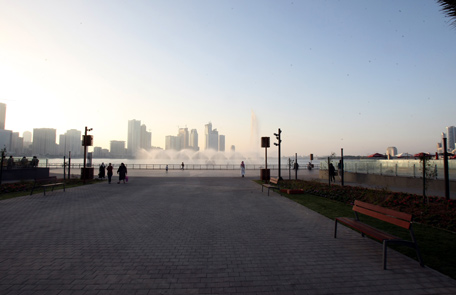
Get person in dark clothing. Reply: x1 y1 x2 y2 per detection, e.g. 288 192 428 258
117 163 127 184
106 163 113 184
329 163 336 182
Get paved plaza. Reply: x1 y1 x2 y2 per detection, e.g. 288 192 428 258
1 173 456 294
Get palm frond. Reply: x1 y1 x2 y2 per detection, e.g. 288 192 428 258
436 0 456 27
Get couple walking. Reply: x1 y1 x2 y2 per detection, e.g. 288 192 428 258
106 163 128 184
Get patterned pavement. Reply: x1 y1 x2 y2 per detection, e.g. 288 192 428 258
1 175 456 294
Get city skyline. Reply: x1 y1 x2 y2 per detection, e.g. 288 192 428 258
1 1 456 156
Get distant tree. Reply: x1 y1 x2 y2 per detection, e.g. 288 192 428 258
419 154 437 204
436 0 456 27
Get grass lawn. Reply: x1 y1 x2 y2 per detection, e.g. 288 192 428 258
284 191 456 280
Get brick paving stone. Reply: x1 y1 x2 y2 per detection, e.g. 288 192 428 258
1 176 456 294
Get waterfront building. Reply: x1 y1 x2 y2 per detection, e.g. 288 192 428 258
59 129 83 157
189 129 199 151
178 127 189 150
0 129 12 152
32 128 57 156
219 135 225 152
446 126 456 151
127 119 141 156
11 132 23 155
386 147 397 158
231 145 235 152
110 140 126 157
165 135 179 150
0 103 6 130
205 122 220 151
140 124 152 151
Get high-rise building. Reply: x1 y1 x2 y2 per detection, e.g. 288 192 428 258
11 132 23 155
189 129 199 151
59 129 83 156
140 124 152 151
230 145 235 152
219 135 225 152
128 119 141 156
178 127 189 150
23 131 32 144
205 122 212 150
205 122 220 151
0 130 12 151
110 140 126 157
165 135 179 150
32 128 57 155
0 103 6 130
446 126 455 151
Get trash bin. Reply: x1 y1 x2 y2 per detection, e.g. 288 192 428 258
81 167 94 180
260 169 270 181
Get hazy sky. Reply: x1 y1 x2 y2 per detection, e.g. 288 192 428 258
1 0 455 157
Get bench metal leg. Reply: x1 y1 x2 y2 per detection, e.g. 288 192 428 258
383 241 388 270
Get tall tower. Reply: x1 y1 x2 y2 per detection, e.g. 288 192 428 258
219 135 225 152
446 126 456 151
205 122 212 150
127 119 141 156
178 127 189 150
0 103 6 130
190 129 199 151
32 128 57 155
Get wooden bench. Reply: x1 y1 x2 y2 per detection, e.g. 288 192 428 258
334 200 424 269
261 177 280 196
30 176 66 196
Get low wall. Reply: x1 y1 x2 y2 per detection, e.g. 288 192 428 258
319 170 456 194
1 168 50 181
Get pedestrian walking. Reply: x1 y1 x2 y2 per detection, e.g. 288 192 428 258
329 163 336 182
106 163 113 184
99 162 106 179
181 162 184 170
7 156 14 170
166 165 168 173
240 161 245 177
117 163 127 184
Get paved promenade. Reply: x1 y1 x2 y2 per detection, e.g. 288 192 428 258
1 173 456 294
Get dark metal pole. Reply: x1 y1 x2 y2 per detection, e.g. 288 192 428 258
0 150 4 185
443 135 450 200
63 156 66 181
295 153 298 180
328 157 331 186
68 151 71 180
341 148 344 186
83 127 87 184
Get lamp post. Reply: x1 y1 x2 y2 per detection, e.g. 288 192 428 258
274 128 282 180
82 127 93 183
442 133 450 200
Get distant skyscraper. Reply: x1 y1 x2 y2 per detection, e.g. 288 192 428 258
140 124 152 150
219 135 225 152
446 126 455 151
189 129 199 151
59 129 83 156
32 128 57 155
231 145 235 152
110 140 126 157
178 127 189 150
165 135 179 150
205 122 219 150
0 103 6 130
205 122 212 150
128 119 142 156
11 132 23 154
23 131 32 144
0 130 12 151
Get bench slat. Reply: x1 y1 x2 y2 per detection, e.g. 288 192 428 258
353 206 412 229
336 217 399 241
354 200 412 222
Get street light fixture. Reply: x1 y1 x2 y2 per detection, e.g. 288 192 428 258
82 127 93 183
274 128 282 180
442 133 450 200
